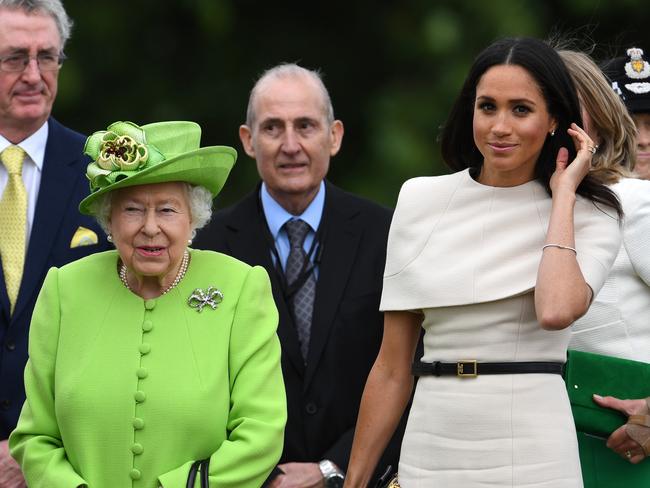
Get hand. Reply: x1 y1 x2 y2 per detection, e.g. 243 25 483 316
549 123 595 196
593 394 648 463
0 440 26 488
268 462 324 488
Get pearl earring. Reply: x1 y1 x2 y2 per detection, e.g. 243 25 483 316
550 129 556 137
107 234 113 243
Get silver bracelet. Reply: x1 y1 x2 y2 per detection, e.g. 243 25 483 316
542 243 577 255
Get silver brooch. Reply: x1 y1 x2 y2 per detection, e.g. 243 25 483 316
188 287 224 312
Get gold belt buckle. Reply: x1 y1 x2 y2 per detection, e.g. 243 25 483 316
457 360 477 377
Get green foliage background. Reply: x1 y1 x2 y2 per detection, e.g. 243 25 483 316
55 0 650 208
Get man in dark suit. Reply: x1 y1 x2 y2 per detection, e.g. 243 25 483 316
0 1 108 484
196 64 403 487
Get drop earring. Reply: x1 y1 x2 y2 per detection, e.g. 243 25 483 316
550 129 556 137
188 229 196 246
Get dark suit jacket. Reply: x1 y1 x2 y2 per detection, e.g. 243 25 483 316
195 181 406 482
0 118 110 438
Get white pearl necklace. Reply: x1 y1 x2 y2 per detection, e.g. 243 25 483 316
119 249 190 296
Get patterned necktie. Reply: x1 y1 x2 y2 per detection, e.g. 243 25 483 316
0 145 27 314
284 219 316 362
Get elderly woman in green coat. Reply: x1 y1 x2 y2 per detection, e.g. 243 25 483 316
9 121 287 488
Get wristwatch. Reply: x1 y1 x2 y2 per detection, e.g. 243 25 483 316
318 459 345 488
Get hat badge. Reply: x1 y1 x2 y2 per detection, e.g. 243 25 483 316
624 47 650 80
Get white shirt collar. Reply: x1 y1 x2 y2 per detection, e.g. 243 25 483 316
0 121 49 171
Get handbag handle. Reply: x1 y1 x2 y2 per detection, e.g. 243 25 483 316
375 465 393 488
200 458 211 488
186 458 210 488
186 460 201 488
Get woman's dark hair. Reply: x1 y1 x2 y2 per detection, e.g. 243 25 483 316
441 37 622 217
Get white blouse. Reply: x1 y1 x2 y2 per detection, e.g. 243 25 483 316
570 177 650 362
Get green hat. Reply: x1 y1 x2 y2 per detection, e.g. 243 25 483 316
78 121 237 215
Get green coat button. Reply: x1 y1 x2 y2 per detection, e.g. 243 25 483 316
134 391 146 403
139 343 151 355
130 469 141 480
142 320 153 332
131 443 144 455
144 299 156 310
136 368 148 379
133 418 145 430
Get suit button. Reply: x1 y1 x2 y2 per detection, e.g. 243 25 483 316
0 399 9 411
136 368 148 379
5 341 15 351
133 418 145 430
144 299 156 310
142 321 153 332
139 343 151 355
129 469 141 480
305 402 317 415
131 443 144 455
134 391 146 403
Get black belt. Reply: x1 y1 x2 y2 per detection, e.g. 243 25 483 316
412 360 564 378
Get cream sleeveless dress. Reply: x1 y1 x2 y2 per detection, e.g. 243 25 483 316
380 170 621 488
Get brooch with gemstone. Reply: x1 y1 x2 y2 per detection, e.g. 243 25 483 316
188 287 224 312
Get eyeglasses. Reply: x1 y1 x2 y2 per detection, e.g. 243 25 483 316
0 52 66 72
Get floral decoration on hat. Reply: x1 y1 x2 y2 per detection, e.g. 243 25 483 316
78 120 238 216
84 121 165 192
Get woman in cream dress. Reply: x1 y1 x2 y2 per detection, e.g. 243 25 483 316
344 38 622 488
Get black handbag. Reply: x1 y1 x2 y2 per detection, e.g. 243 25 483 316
186 458 210 488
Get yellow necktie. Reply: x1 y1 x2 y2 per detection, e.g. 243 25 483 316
0 145 27 314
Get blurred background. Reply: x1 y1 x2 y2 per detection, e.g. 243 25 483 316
57 0 650 208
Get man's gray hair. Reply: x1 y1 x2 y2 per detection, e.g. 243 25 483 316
91 184 214 236
245 63 335 127
0 0 72 48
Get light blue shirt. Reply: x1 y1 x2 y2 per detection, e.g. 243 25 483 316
260 181 325 274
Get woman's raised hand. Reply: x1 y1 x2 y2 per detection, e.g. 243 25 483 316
550 123 596 195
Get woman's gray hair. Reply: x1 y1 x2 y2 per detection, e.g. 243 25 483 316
0 0 72 48
92 183 213 235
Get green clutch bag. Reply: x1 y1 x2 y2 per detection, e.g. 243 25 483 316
565 350 650 438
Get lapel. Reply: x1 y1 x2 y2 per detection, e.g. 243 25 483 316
304 182 362 388
13 118 85 320
0 265 9 322
222 188 306 378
